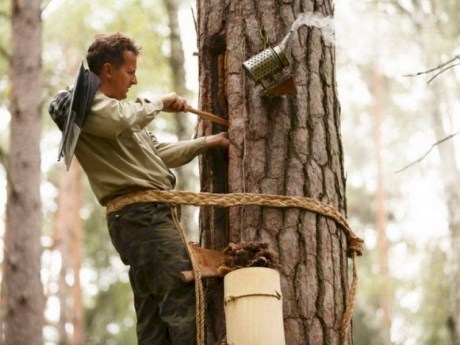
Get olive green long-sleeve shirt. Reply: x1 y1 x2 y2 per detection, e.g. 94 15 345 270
75 91 206 206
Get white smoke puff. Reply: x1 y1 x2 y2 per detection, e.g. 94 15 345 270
290 12 336 46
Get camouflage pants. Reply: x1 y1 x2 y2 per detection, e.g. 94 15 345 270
107 202 196 345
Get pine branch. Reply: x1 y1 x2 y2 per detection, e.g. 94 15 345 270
403 55 460 83
395 131 460 173
427 62 460 84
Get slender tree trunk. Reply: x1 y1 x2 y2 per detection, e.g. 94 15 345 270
429 88 460 345
69 163 84 345
371 63 392 338
53 165 71 344
164 0 199 237
393 1 460 342
197 1 351 344
52 162 85 345
411 1 460 341
4 0 44 344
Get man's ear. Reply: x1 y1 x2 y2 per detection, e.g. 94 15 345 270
101 63 113 79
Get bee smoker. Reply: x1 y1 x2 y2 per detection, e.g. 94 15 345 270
242 32 296 94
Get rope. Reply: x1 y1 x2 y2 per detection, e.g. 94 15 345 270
106 190 364 258
171 206 206 345
340 253 358 345
106 189 364 345
224 291 282 305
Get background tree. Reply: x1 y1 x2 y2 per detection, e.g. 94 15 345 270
197 1 354 344
4 0 45 344
163 0 200 237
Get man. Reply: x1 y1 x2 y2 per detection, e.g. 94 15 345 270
49 33 229 344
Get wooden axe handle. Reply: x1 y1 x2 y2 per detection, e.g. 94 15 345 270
188 108 229 127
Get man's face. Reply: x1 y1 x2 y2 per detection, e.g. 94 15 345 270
106 50 138 100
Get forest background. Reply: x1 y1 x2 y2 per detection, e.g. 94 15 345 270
0 0 459 344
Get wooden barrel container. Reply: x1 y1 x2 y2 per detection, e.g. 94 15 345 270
224 267 286 345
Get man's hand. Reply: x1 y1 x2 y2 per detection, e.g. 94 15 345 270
205 132 230 149
160 92 190 113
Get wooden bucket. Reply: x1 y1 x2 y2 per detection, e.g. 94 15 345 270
224 267 286 345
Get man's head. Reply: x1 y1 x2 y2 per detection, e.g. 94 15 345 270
86 33 141 100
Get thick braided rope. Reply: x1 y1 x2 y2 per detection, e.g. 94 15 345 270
107 190 364 258
106 189 364 344
170 207 206 345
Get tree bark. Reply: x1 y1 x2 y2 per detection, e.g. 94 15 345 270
4 0 44 344
197 1 351 344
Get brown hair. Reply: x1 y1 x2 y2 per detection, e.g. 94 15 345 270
86 33 141 74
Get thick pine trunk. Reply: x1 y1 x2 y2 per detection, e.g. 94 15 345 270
197 1 351 344
4 0 44 344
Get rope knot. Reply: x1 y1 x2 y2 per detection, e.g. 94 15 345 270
347 236 365 257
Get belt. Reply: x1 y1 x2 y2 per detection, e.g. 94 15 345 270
106 189 166 215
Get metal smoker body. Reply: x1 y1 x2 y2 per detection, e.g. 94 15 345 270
242 33 292 90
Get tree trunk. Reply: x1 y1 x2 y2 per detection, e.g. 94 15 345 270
371 63 392 338
52 160 85 345
403 1 460 341
429 88 460 345
53 165 71 344
164 0 199 237
4 0 44 344
197 1 351 344
69 163 85 345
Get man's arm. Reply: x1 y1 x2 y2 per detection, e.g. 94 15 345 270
152 132 230 168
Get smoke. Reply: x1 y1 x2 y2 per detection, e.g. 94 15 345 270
289 12 336 46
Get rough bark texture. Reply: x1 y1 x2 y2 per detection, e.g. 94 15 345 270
197 1 350 344
4 0 44 344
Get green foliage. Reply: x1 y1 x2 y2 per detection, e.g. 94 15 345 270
43 0 171 96
85 278 137 345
